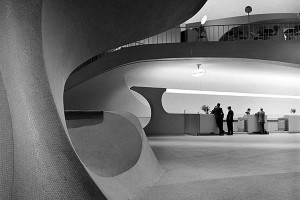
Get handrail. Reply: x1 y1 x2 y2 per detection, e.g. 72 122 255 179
71 22 300 75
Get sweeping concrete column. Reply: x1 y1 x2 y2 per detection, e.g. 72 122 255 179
0 70 14 199
0 1 105 199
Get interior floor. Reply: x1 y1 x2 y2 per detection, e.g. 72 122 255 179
142 133 300 200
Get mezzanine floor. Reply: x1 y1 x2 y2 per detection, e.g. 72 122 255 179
143 133 300 200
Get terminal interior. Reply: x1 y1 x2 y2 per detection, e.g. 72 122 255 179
64 44 300 200
1 0 300 199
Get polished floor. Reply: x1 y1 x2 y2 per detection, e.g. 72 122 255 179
142 133 300 200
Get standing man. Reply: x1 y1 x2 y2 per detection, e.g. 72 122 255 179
213 103 225 136
226 106 234 135
256 108 265 134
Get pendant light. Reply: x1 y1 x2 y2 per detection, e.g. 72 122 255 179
192 64 206 77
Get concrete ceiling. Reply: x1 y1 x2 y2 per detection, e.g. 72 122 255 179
125 58 300 116
124 58 300 95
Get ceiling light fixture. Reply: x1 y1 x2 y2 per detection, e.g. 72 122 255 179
200 15 207 25
192 64 206 77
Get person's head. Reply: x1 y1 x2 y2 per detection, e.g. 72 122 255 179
273 25 279 32
260 107 263 111
228 106 231 110
217 103 220 107
247 108 251 111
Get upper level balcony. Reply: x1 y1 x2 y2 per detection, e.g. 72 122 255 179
123 23 300 47
74 22 300 75
71 22 300 76
65 22 300 90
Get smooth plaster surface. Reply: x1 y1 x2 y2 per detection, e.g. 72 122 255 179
143 133 300 200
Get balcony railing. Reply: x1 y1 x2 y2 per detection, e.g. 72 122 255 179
72 23 300 74
121 23 300 47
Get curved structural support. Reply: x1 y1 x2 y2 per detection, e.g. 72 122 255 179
131 86 185 135
0 71 13 200
67 111 162 200
0 1 105 199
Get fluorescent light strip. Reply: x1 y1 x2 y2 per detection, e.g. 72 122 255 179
166 89 300 99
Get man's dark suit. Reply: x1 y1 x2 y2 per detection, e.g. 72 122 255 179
226 110 234 135
214 106 224 135
256 110 265 134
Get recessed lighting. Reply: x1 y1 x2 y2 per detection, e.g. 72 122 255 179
166 89 300 99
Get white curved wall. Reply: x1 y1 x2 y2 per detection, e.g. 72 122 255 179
64 58 300 122
64 65 150 117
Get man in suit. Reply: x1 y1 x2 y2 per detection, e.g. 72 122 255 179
256 108 265 134
213 103 225 135
226 106 234 135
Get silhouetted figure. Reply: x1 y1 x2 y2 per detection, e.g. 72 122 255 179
213 103 225 136
255 108 266 134
226 106 234 135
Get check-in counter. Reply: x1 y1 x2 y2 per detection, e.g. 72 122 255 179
247 114 268 133
237 116 248 132
278 118 288 131
283 115 300 132
184 114 218 135
184 114 200 135
199 114 218 134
